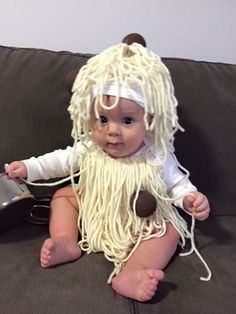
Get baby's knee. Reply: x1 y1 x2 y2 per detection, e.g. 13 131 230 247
52 186 73 197
51 186 76 205
167 223 180 245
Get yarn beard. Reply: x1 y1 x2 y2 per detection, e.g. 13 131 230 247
75 142 189 282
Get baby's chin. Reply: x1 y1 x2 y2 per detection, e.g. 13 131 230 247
102 148 131 159
105 151 128 159
103 146 143 159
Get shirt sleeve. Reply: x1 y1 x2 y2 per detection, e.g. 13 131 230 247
162 153 197 209
23 143 82 182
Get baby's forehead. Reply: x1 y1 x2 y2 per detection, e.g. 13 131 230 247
93 96 145 117
96 95 142 110
97 83 145 109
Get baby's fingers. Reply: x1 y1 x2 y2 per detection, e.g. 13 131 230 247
194 198 209 212
193 209 209 221
5 161 26 178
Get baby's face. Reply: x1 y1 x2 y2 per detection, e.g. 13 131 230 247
90 96 148 158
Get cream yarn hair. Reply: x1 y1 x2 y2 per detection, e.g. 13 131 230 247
68 43 183 165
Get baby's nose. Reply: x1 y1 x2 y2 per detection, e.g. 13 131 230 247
107 121 120 135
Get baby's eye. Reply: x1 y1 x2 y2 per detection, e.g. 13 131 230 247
98 115 108 124
123 117 134 124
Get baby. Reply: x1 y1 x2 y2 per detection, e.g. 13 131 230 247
6 43 210 302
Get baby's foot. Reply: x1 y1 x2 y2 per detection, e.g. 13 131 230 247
111 267 164 302
40 237 81 268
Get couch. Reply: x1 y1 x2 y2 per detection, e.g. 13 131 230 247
0 44 235 314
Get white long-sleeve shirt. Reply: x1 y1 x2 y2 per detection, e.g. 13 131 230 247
23 139 197 209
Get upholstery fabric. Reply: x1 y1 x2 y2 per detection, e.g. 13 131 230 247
0 44 235 313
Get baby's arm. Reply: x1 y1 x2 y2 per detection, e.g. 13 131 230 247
183 192 210 221
162 153 210 221
5 143 82 182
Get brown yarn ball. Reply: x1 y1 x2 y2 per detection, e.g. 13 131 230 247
122 33 147 47
130 191 157 218
65 34 146 94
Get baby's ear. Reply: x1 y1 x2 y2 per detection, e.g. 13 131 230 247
65 69 80 94
148 114 154 125
146 114 154 131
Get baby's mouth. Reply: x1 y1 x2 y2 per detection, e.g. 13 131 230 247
107 142 122 147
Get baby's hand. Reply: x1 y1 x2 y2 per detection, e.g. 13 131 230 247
5 161 27 179
183 192 210 221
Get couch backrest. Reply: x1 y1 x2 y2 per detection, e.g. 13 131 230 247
164 58 236 216
0 45 235 216
0 45 92 162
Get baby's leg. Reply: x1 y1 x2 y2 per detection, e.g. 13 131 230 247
111 223 179 302
40 186 81 267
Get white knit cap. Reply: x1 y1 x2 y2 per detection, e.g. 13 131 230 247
102 82 144 108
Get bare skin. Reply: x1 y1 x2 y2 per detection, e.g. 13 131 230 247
111 224 179 301
40 187 81 268
38 189 209 301
39 186 180 302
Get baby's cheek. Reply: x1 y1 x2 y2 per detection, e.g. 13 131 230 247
92 131 104 146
